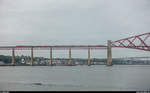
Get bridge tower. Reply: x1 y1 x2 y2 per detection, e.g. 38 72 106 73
11 48 15 66
30 47 33 66
107 40 112 66
49 47 53 66
68 48 72 65
88 48 91 66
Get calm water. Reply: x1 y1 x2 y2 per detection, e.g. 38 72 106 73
0 65 150 91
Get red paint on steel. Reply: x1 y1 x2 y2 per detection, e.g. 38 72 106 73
0 32 150 51
111 32 150 51
0 45 107 50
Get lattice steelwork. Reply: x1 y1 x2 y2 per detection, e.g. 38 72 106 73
111 32 150 51
0 32 150 51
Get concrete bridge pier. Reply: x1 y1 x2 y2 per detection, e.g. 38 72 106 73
68 48 72 65
11 48 15 66
30 47 33 66
49 47 53 66
107 40 112 66
88 48 91 66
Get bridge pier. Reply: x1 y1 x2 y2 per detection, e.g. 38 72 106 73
11 48 15 66
107 40 112 66
30 47 33 66
49 47 53 66
68 48 72 65
88 48 91 66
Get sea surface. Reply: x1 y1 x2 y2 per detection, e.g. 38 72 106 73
0 65 150 91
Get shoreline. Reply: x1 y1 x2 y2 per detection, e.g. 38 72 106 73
0 64 150 66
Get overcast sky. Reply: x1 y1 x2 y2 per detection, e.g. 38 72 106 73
0 0 150 58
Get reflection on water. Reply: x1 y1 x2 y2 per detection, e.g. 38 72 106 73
0 65 150 91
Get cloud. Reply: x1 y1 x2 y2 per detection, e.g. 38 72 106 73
0 0 150 58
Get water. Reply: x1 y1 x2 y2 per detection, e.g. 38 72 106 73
0 65 150 91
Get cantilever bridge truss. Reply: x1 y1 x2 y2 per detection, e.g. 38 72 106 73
111 32 150 51
0 32 150 66
0 32 149 51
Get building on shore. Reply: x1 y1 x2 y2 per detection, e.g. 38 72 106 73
0 61 5 65
93 62 105 65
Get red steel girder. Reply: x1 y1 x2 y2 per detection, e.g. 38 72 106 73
111 32 150 51
0 45 107 50
1 32 150 51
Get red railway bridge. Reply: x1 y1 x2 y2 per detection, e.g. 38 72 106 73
1 32 150 66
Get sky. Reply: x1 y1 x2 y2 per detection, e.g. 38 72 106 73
0 0 150 58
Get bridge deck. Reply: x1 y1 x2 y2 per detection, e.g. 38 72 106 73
0 45 107 50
